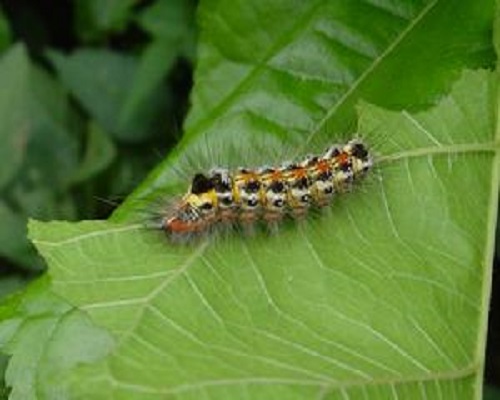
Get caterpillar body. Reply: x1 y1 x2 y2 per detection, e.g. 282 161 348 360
160 138 373 240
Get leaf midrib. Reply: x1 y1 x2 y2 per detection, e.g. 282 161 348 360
378 141 498 164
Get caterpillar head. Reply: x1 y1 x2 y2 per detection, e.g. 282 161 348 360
345 139 373 176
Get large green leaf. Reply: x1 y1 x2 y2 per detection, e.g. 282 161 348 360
29 68 498 398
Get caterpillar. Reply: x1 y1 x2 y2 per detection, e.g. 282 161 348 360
159 138 373 240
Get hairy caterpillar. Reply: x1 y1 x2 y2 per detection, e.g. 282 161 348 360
157 138 373 241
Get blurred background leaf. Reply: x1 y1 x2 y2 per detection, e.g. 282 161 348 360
0 44 80 271
48 48 170 143
0 5 11 52
484 385 500 400
74 0 137 41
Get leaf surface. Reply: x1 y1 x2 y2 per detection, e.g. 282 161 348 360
30 69 499 398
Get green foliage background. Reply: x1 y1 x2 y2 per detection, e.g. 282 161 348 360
0 0 499 399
